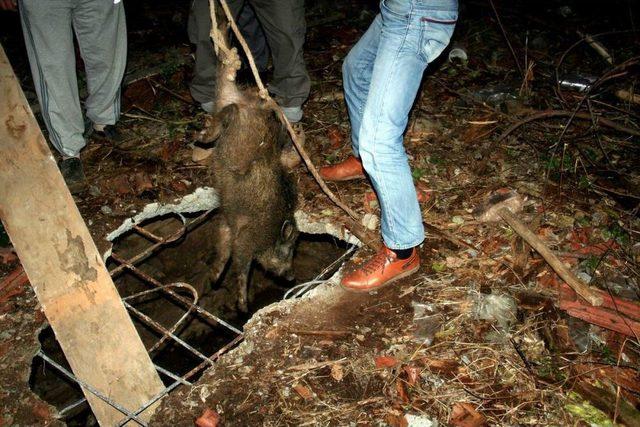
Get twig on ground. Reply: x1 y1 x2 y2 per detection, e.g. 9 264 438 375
577 31 614 65
497 109 640 142
615 89 640 105
488 0 523 77
147 78 194 105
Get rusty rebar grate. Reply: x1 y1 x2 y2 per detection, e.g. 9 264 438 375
36 210 243 426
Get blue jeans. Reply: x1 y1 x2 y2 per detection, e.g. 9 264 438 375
343 0 457 250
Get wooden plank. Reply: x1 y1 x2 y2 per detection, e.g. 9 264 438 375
0 46 165 425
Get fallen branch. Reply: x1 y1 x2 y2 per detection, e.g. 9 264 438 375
498 208 603 306
488 0 523 77
147 78 194 105
497 109 640 141
559 283 640 339
423 222 474 250
615 88 640 105
577 31 614 65
573 381 640 427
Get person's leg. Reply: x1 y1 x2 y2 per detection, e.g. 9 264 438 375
18 0 85 158
188 0 216 106
250 0 310 120
188 0 262 110
358 0 457 251
341 0 457 291
342 14 382 157
73 0 126 130
318 15 381 182
237 3 269 72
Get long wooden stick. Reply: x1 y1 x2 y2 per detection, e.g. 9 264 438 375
497 208 603 306
0 45 165 425
209 0 381 250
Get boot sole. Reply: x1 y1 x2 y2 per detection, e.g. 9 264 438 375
340 264 420 293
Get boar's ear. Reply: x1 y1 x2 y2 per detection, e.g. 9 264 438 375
196 104 239 144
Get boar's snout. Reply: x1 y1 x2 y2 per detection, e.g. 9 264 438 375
284 269 295 282
260 250 294 279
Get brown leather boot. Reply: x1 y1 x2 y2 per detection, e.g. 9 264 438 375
341 246 420 292
319 156 365 181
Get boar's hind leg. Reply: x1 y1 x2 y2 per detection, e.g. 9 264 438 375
233 259 252 314
209 220 232 285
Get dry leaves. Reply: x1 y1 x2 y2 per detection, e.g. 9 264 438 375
396 379 409 403
327 126 345 149
192 146 214 164
449 402 486 427
293 383 313 400
194 408 220 427
330 363 344 382
403 365 420 386
375 355 399 368
0 248 17 265
386 411 409 427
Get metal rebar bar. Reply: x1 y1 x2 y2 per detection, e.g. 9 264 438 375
122 282 200 354
115 336 243 426
154 364 192 386
55 363 192 419
115 378 183 427
181 334 245 382
57 398 87 417
124 302 215 365
45 208 246 424
37 351 147 426
108 210 212 277
111 252 242 334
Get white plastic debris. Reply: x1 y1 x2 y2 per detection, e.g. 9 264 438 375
362 213 379 231
472 292 518 330
448 46 468 63
405 413 438 427
412 302 443 345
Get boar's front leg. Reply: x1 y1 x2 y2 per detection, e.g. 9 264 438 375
209 219 232 285
196 104 240 144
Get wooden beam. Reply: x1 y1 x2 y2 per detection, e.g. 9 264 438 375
0 46 165 425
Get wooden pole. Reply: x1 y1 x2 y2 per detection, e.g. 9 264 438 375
0 46 165 425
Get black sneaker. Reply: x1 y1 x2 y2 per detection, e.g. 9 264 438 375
59 157 87 194
93 124 124 145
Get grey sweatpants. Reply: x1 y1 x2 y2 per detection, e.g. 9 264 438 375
19 0 127 158
188 0 310 108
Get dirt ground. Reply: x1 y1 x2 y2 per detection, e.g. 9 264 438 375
1 0 640 425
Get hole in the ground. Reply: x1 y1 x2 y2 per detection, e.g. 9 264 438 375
29 212 353 424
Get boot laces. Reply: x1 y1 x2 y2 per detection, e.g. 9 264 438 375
361 250 393 275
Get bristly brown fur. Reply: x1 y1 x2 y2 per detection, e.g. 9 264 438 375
198 56 298 313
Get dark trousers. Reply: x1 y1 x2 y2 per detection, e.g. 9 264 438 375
188 0 310 108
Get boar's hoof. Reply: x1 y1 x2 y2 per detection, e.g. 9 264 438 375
280 144 302 170
237 299 249 314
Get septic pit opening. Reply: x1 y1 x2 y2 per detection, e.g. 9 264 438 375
29 212 353 424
